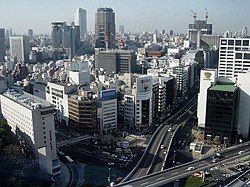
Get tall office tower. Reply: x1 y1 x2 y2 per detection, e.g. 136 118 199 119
119 25 125 35
241 27 248 37
1 89 61 178
75 8 87 38
0 28 5 61
10 36 30 63
28 29 34 39
170 30 174 36
188 19 212 46
5 29 9 41
218 38 250 80
205 83 238 144
95 7 116 49
51 22 80 59
9 29 13 36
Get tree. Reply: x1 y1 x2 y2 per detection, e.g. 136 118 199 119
0 120 13 149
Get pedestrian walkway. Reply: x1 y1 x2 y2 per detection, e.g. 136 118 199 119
58 161 71 187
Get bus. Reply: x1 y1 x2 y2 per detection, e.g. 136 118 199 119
65 155 74 163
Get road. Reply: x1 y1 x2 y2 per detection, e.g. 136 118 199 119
123 95 197 181
115 142 250 187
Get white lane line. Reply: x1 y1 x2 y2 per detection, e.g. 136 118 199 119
156 177 164 181
141 182 149 186
171 172 179 175
199 163 206 167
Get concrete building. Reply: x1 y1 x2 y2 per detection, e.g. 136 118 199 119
119 25 125 35
98 89 117 134
46 82 76 125
95 7 116 49
124 75 153 130
197 69 218 128
95 50 137 74
68 91 98 134
0 28 5 62
10 36 30 63
75 8 87 38
237 72 250 138
28 29 34 39
218 38 250 80
1 89 61 178
204 83 238 144
51 22 80 59
68 69 90 85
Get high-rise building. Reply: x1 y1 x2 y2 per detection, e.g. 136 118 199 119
1 89 61 178
98 89 117 134
0 28 5 61
204 83 238 144
10 36 30 63
68 91 98 134
51 22 80 59
218 38 250 80
188 19 212 46
95 49 137 74
119 25 125 35
95 7 116 49
75 8 87 38
28 29 34 39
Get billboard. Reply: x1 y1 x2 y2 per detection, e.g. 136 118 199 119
136 76 152 94
100 89 117 100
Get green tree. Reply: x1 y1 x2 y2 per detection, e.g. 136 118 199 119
0 120 12 149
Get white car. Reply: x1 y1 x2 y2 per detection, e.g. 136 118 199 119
187 167 195 171
238 151 245 155
168 127 172 132
161 145 165 149
163 151 167 155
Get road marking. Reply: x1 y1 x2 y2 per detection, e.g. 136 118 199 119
156 177 164 181
199 163 206 167
141 182 149 186
171 172 179 175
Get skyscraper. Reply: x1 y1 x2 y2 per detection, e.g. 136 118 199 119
10 36 30 63
119 25 125 35
28 29 34 39
0 28 5 61
51 22 80 59
95 7 116 49
75 8 87 38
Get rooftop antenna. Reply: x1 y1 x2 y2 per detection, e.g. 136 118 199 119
191 10 197 22
205 8 208 22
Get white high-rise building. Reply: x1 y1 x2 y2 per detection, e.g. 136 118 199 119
218 38 250 80
10 36 30 63
1 89 61 178
46 82 76 125
197 69 218 128
75 8 87 38
98 89 117 133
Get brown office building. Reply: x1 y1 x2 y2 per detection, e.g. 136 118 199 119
68 91 98 134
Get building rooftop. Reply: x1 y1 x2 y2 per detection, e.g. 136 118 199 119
209 83 237 93
3 89 53 110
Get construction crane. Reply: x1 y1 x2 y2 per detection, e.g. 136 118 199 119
205 8 208 22
191 10 197 22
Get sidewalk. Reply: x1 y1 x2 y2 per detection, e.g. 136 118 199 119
58 161 71 187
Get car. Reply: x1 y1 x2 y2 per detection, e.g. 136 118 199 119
163 151 167 155
161 145 165 149
187 167 195 171
168 127 172 132
238 151 245 155
212 158 219 163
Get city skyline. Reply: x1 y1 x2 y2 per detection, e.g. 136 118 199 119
1 0 250 34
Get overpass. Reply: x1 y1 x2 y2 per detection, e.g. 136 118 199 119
57 135 94 147
122 95 197 181
115 142 250 186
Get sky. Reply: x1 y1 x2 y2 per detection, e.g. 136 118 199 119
0 0 250 35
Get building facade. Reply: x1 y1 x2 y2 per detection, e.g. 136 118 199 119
1 89 61 178
75 8 87 38
0 28 5 62
10 36 30 63
95 7 116 49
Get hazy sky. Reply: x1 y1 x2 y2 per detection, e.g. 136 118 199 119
1 0 250 35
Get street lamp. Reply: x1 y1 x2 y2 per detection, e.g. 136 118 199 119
108 167 111 184
173 150 176 167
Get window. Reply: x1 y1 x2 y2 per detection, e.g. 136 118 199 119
228 40 234 45
236 40 242 46
244 53 250 60
235 53 242 59
221 40 227 45
243 40 249 46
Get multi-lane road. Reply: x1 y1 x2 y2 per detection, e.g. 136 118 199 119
116 142 250 187
123 95 197 181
